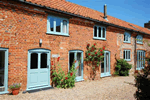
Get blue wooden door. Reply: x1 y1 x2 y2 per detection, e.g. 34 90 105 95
101 51 111 77
69 50 84 82
0 48 8 94
137 50 145 70
27 49 51 90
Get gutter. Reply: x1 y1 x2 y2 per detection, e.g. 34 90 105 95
16 0 149 35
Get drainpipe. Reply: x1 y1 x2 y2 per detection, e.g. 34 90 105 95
134 34 138 73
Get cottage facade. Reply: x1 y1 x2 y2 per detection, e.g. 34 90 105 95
0 0 150 94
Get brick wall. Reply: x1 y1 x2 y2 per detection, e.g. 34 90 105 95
0 0 150 91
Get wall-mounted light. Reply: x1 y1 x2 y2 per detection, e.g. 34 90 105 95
39 39 42 47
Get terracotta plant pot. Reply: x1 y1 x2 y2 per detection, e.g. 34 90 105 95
12 88 20 95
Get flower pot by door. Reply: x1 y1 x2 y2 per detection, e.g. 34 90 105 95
12 88 20 95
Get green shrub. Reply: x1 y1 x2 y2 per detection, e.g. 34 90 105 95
52 58 77 89
114 59 132 76
134 66 150 100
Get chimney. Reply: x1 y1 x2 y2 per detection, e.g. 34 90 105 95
144 21 150 29
104 4 107 20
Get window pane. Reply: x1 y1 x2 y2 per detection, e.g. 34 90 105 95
98 27 101 37
124 34 126 41
0 51 5 87
41 53 47 68
77 53 81 76
126 51 128 59
106 53 109 72
69 53 74 70
31 53 38 69
50 17 54 31
63 20 67 33
123 51 125 59
56 18 61 32
103 28 105 38
126 35 128 41
129 51 130 59
101 59 104 73
94 26 97 37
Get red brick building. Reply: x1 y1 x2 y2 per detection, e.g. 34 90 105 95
0 0 150 94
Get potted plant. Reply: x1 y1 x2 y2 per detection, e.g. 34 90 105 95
9 83 21 95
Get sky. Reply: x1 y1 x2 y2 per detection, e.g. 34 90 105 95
67 0 150 27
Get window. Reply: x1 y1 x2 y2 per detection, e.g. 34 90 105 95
137 50 145 70
124 32 131 43
136 35 143 44
69 50 83 82
123 50 131 61
47 15 69 36
93 25 106 40
30 53 38 69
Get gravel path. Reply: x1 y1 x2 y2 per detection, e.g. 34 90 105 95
0 76 137 100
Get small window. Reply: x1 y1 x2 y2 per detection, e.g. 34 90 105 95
93 25 106 40
123 50 131 61
124 32 131 43
47 15 69 36
136 35 143 44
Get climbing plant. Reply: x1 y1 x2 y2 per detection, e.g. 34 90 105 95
84 43 105 80
51 57 77 88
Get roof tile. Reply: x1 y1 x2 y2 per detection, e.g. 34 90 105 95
25 0 150 34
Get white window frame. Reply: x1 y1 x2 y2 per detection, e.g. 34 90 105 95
123 50 131 61
124 32 131 43
47 15 69 36
93 25 106 40
136 35 143 44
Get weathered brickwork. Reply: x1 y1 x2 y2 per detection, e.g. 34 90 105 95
0 0 150 92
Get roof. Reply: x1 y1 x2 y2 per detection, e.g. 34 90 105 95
23 0 150 35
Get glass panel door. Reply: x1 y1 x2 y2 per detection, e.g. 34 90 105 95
0 48 8 94
101 51 110 77
69 51 83 82
27 49 51 90
0 51 5 92
137 50 145 70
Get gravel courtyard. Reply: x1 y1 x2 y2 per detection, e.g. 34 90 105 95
0 76 137 100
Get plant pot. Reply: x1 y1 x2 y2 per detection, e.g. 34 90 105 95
12 88 20 95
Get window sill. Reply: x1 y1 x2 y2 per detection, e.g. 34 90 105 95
93 37 106 41
76 79 84 82
137 42 143 45
46 32 69 37
136 67 144 70
123 41 131 44
125 59 131 62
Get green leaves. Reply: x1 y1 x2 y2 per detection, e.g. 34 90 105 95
52 60 77 89
84 43 106 80
114 59 132 76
